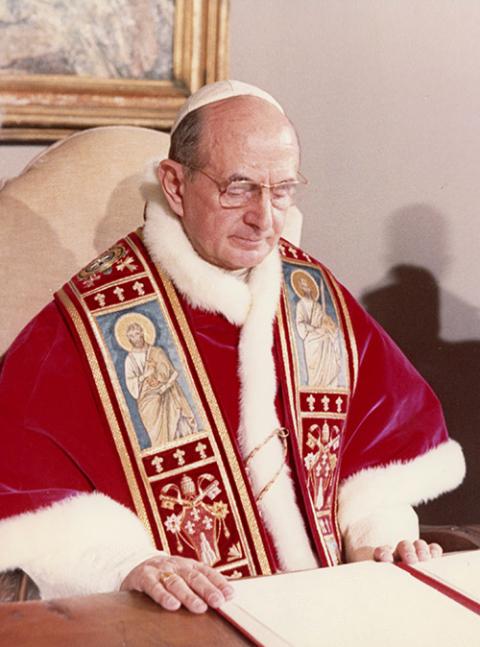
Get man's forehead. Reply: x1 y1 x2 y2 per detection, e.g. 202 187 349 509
202 97 297 145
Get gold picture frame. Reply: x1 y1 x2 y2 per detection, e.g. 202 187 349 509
0 0 229 142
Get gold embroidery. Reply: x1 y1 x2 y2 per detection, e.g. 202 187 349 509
65 234 274 575
69 284 170 550
327 272 359 392
279 258 352 566
159 472 231 565
141 430 210 457
300 412 346 420
277 304 298 431
245 428 289 503
148 456 217 482
87 294 155 316
56 288 155 544
217 559 249 572
157 270 272 576
80 272 150 298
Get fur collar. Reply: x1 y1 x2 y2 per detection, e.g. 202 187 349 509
144 200 253 325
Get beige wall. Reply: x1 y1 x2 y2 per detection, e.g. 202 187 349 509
231 0 479 341
0 144 46 182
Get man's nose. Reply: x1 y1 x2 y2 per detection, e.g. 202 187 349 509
246 187 274 230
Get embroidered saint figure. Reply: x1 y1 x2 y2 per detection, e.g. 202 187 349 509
292 270 341 388
115 313 197 447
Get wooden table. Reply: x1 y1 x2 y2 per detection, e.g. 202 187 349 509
0 591 252 647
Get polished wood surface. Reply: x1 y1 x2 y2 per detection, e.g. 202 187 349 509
0 591 252 647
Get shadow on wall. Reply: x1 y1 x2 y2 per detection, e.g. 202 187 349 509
361 205 480 526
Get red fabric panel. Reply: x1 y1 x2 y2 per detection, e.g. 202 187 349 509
0 302 135 519
334 284 448 480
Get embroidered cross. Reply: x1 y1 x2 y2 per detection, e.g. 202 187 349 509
133 281 145 296
151 456 164 473
191 508 201 522
202 517 213 530
116 256 138 272
335 396 343 413
303 252 311 262
321 395 330 411
288 246 298 258
94 293 106 307
185 520 195 535
82 274 100 288
195 441 207 460
306 394 316 412
173 448 186 466
113 286 125 302
279 243 286 255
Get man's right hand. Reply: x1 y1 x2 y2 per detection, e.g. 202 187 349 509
120 554 235 613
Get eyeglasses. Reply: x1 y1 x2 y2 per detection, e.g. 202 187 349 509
184 166 308 210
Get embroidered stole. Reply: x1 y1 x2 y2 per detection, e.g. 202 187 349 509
55 232 357 577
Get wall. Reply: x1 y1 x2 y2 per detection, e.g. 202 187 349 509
0 144 46 183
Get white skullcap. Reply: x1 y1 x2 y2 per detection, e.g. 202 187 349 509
171 79 285 134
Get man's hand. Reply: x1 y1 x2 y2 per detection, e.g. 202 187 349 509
373 539 443 565
120 554 235 613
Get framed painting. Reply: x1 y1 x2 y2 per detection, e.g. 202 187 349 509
0 0 229 142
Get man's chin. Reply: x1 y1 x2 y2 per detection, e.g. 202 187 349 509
225 237 276 268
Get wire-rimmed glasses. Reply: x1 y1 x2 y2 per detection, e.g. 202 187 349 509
185 166 308 210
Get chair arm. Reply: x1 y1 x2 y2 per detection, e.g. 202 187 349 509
420 524 480 552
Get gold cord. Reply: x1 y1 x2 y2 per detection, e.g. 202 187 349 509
244 428 289 503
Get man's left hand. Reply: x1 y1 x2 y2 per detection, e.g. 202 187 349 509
373 539 443 564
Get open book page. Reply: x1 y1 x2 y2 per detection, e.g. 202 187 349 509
411 549 480 603
219 559 480 647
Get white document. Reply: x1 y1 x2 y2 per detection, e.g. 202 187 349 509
220 555 480 647
412 549 480 604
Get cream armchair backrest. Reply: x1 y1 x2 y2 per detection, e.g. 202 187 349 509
0 126 170 355
0 125 303 356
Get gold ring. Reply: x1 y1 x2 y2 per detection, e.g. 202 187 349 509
158 571 177 586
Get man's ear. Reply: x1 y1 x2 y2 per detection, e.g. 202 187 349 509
156 159 186 217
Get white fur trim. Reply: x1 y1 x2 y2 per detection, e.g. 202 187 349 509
0 493 162 599
237 248 317 571
144 200 251 325
338 439 466 536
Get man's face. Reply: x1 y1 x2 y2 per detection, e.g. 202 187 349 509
171 97 300 270
299 278 312 297
127 326 146 349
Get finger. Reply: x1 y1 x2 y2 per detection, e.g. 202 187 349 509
180 566 230 608
373 545 394 562
135 568 182 611
413 539 431 561
163 573 208 614
429 542 443 559
195 563 235 601
395 540 418 564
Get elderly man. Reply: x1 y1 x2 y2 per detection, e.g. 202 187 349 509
0 81 465 614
